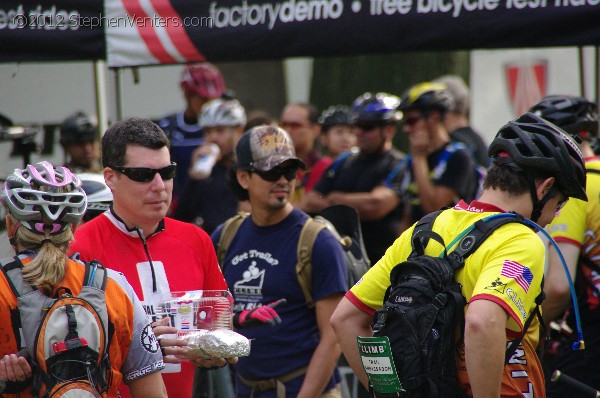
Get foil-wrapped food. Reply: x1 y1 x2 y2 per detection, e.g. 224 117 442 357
183 329 251 358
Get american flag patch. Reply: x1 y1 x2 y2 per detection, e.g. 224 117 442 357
501 260 533 293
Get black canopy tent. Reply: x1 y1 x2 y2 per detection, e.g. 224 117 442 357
1 0 599 113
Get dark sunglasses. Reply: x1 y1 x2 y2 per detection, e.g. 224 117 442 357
280 121 309 130
110 162 177 182
403 115 423 127
355 123 380 132
253 167 298 182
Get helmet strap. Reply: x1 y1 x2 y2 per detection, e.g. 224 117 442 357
529 180 557 223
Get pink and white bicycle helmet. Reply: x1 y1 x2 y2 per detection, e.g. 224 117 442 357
2 161 87 234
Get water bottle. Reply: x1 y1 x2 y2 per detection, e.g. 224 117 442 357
191 143 220 179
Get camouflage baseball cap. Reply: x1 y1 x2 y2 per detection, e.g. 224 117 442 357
236 126 306 171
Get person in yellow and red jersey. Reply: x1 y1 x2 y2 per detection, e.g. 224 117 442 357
0 161 166 397
331 112 587 397
529 95 600 396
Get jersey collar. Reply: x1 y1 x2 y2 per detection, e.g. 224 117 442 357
454 199 506 213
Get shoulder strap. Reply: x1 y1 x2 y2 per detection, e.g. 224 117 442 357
586 168 600 175
329 151 351 173
450 214 527 266
217 212 250 269
443 213 544 364
83 259 108 291
296 218 327 309
409 210 445 256
0 256 34 298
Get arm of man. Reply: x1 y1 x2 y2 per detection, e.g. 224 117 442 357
411 154 458 213
330 296 373 389
327 186 401 221
128 371 167 398
542 241 580 322
300 190 332 214
464 299 508 398
297 293 345 398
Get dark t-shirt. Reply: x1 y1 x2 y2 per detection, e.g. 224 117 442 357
314 149 405 263
211 208 347 396
401 142 478 224
450 126 490 167
157 112 204 202
173 163 238 235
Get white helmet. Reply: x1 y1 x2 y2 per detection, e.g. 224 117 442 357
2 161 87 233
199 99 247 128
77 173 113 222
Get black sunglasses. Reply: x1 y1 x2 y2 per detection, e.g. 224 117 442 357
110 162 177 182
252 167 298 182
355 123 380 132
403 115 423 127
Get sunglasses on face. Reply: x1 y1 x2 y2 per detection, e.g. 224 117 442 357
403 115 423 127
355 123 380 132
110 162 177 183
280 121 309 130
253 167 298 182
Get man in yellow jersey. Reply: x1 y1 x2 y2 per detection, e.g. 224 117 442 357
331 112 587 397
530 95 600 396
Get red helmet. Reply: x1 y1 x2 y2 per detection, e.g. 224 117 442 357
180 63 226 99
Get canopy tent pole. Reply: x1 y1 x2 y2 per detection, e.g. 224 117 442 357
94 60 109 137
595 46 599 106
113 68 124 122
579 47 586 98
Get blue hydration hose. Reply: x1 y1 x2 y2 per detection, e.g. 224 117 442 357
440 212 585 351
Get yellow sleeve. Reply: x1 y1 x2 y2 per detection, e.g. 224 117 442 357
350 225 416 311
463 226 545 335
546 198 587 247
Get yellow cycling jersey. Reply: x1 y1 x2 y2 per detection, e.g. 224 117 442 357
547 157 600 251
349 200 545 342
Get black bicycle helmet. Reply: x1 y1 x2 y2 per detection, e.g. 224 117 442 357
318 106 354 131
399 82 454 114
60 111 97 144
488 112 587 202
352 93 401 124
529 95 599 141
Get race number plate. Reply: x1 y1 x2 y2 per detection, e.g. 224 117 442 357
357 336 404 395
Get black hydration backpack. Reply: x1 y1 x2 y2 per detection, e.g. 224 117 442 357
369 210 543 398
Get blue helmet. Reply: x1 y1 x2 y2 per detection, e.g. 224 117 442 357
352 93 401 124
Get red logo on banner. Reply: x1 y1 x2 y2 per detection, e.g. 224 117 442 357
505 60 548 117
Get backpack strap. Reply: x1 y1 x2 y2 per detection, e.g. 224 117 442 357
409 210 445 256
329 151 351 173
0 256 34 298
0 256 30 350
504 281 545 364
450 214 528 266
444 213 546 365
83 260 108 291
216 212 250 269
296 218 327 309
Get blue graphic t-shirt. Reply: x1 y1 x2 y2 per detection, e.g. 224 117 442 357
212 208 347 394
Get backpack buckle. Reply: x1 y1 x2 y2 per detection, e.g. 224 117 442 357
52 337 88 354
432 294 447 309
